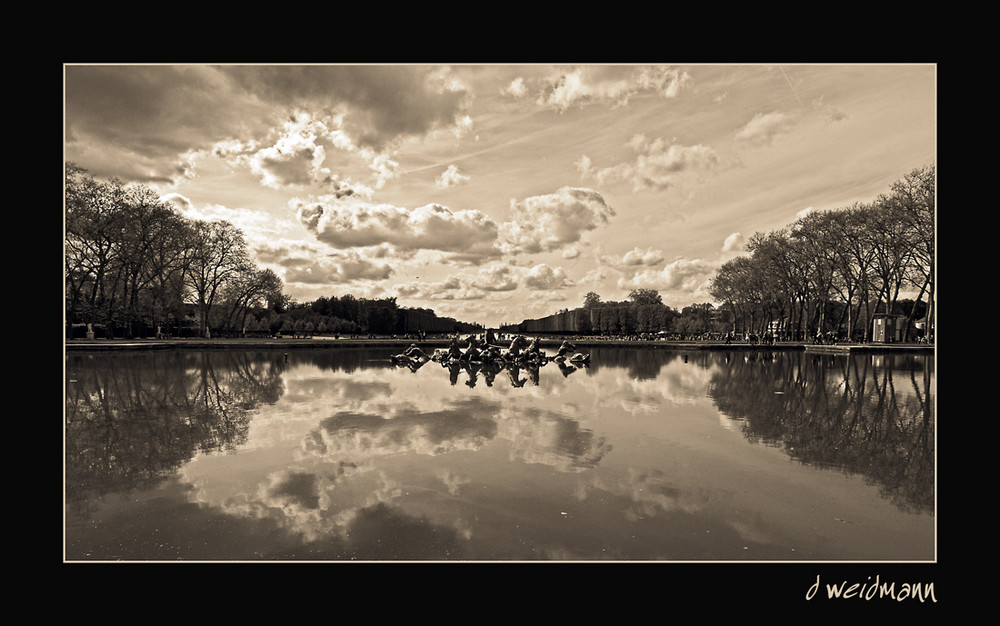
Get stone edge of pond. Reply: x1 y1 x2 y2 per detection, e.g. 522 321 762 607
64 338 935 354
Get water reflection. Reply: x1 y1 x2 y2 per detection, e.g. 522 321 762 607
65 350 287 518
704 350 935 514
64 346 933 561
391 355 589 387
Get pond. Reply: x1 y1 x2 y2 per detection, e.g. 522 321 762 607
64 345 934 562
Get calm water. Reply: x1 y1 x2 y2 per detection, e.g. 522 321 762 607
64 346 934 562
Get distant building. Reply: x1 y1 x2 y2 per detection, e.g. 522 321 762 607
871 314 905 343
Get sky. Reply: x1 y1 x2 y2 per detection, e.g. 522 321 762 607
63 63 936 329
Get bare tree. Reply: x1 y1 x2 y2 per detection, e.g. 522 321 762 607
184 220 252 338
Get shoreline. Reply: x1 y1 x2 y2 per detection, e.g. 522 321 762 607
63 336 935 354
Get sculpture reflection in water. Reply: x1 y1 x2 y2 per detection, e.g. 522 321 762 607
389 334 591 387
65 345 933 560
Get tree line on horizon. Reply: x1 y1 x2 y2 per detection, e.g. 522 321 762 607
513 165 934 342
710 164 934 342
64 164 474 339
65 163 933 342
66 164 285 339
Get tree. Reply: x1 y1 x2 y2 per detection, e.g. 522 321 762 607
184 220 252 338
583 291 602 309
628 288 663 306
116 185 187 337
66 164 191 337
65 165 131 333
705 165 934 343
882 165 934 340
220 268 284 333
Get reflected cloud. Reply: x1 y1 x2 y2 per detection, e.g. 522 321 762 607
67 346 934 561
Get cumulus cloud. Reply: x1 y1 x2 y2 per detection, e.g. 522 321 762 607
294 185 616 269
616 257 716 295
389 261 575 303
577 135 719 192
361 150 402 189
735 111 798 146
220 65 471 152
254 240 395 285
470 262 519 292
596 246 667 271
523 264 575 290
248 120 327 189
159 196 298 245
722 232 745 253
65 65 473 187
534 65 692 112
64 65 269 185
436 164 470 189
499 187 615 255
325 250 395 282
160 192 194 212
393 261 574 308
618 246 666 267
294 195 499 258
502 77 528 98
392 265 509 299
205 112 368 191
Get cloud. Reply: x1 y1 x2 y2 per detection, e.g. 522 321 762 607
577 135 719 192
523 264 575 290
499 187 615 255
470 262 519 292
160 192 194 212
534 65 692 112
209 111 407 192
616 257 716 295
721 232 745 253
618 247 666 267
388 261 575 303
253 240 394 285
65 65 473 187
325 250 395 282
65 65 265 184
436 164 470 189
295 195 499 258
361 150 403 189
295 185 615 267
219 65 472 152
502 77 528 98
160 195 297 243
595 246 667 271
245 116 329 189
734 111 798 146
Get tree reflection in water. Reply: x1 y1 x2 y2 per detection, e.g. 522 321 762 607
65 349 288 517
64 345 933 560
704 349 934 514
387 346 934 515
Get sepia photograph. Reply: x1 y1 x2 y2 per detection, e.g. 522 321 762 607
64 63 936 595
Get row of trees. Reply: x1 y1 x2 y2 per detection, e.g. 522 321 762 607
533 289 718 337
709 165 934 342
66 164 284 339
581 289 678 334
66 162 933 342
65 164 478 339
520 166 934 341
